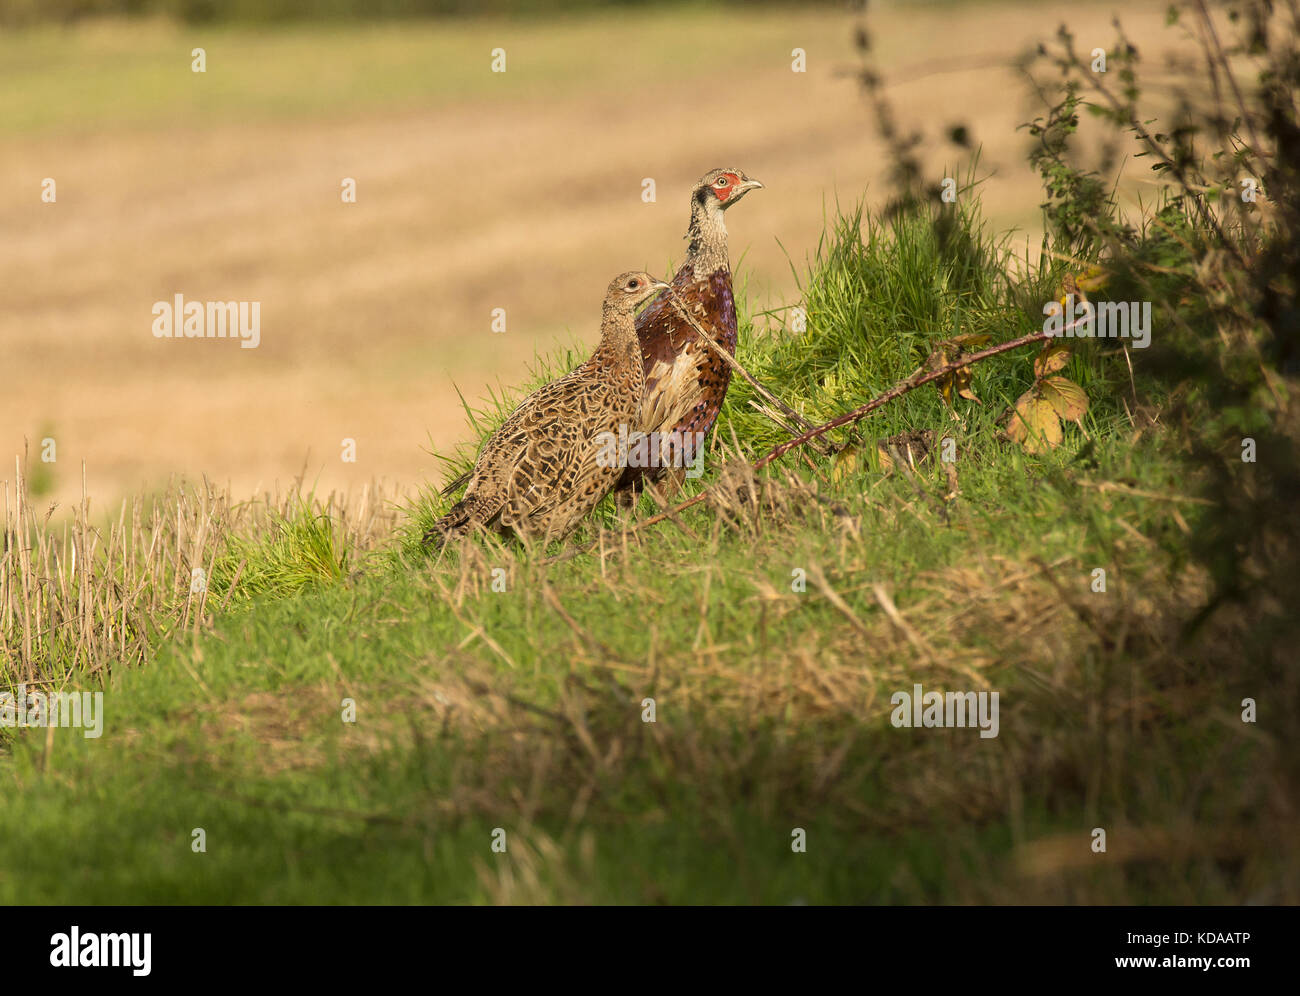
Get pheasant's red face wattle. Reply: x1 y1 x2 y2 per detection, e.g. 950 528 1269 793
712 173 740 203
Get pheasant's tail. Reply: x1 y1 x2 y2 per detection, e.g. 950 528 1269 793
421 494 502 550
420 524 449 550
421 499 472 550
440 471 470 497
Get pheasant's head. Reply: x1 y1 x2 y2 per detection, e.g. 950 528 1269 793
694 168 764 212
606 271 669 313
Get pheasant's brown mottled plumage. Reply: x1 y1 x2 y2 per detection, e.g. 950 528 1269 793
616 167 762 492
426 272 664 546
636 266 737 461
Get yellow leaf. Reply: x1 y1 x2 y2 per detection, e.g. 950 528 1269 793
1058 266 1109 304
926 334 990 406
1034 342 1072 378
937 374 955 406
1006 394 1063 453
1039 375 1089 421
1076 265 1109 294
945 332 992 350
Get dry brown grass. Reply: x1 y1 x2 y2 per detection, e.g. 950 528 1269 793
0 450 402 688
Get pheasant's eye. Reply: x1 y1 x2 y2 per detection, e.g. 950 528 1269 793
715 176 729 186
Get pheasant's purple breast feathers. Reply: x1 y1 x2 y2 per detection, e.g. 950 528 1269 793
626 260 737 480
706 268 737 351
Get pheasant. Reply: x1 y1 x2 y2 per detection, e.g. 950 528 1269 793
614 167 763 496
424 271 667 547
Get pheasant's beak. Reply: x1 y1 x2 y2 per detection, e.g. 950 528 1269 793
652 280 670 291
739 177 764 192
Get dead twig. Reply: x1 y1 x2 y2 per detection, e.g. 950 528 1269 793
666 289 830 454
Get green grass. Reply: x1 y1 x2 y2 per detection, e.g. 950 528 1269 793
3 176 1291 904
210 499 350 601
0 439 1238 903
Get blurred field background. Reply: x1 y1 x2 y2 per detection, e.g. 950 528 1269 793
3 0 1174 511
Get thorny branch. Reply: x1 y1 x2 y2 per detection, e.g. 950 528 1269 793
541 316 1095 566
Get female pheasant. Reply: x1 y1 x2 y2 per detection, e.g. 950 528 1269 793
615 167 763 495
424 271 667 547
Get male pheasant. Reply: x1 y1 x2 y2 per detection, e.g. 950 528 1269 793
424 272 667 547
615 167 763 495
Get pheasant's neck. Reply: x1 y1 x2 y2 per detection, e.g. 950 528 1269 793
685 197 729 278
593 305 645 388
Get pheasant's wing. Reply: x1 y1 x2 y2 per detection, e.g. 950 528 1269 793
636 273 695 416
636 271 734 463
502 407 581 520
544 384 634 515
502 381 632 539
642 344 709 440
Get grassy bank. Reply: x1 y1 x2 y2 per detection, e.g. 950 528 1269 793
3 173 1291 902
